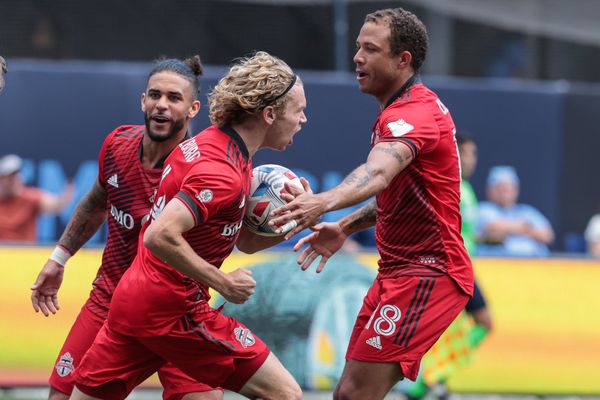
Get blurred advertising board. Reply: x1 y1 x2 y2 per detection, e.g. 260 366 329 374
1 247 598 394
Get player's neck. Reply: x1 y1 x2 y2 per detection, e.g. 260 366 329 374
377 70 415 109
141 131 187 169
230 120 264 158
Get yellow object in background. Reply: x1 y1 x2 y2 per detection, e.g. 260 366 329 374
1 247 600 395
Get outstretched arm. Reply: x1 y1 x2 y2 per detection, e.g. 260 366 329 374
295 200 377 272
270 140 413 239
31 181 108 316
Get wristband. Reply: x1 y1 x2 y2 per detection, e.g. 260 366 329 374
49 245 72 267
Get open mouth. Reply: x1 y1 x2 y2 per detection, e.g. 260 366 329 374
152 115 171 124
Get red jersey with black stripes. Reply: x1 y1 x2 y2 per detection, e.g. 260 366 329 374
371 78 473 296
108 125 252 336
85 125 163 319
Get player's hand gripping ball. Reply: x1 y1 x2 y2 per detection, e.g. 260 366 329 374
243 164 302 236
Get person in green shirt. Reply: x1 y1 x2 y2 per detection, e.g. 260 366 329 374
457 132 492 345
459 136 478 255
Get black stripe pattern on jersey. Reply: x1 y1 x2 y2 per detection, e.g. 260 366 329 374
393 277 436 348
222 125 249 161
177 191 204 224
377 160 449 275
90 126 164 319
398 137 419 157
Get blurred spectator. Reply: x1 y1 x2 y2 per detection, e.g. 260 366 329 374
584 212 600 258
0 56 6 93
477 166 554 257
0 154 73 242
485 34 529 78
457 133 479 255
27 13 68 59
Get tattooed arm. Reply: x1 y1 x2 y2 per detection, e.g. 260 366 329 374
293 200 378 273
57 180 108 253
270 140 413 239
340 199 378 235
31 181 108 316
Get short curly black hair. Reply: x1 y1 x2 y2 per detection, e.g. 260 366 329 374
365 8 428 72
148 55 204 99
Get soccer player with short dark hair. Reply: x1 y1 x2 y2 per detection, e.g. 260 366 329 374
269 8 473 400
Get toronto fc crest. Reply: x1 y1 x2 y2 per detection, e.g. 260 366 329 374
234 326 255 348
55 352 74 377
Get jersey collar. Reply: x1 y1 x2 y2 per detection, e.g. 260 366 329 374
138 131 192 169
383 74 421 110
221 125 250 161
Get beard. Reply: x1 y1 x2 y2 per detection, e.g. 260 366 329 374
144 113 186 143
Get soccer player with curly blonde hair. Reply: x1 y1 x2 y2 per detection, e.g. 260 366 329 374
70 51 306 400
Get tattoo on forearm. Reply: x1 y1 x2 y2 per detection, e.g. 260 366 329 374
59 185 107 253
373 142 410 167
343 172 359 185
343 165 376 189
347 201 377 231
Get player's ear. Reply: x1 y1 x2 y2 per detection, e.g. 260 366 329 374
188 100 201 118
263 105 276 125
140 92 147 112
398 50 412 70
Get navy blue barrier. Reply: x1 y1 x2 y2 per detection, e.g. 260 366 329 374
0 60 590 249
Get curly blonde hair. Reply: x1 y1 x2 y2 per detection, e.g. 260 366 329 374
209 51 297 127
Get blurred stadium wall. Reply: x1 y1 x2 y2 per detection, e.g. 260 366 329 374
2 0 600 80
1 61 599 251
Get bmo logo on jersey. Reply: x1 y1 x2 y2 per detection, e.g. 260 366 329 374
222 220 243 237
110 205 135 230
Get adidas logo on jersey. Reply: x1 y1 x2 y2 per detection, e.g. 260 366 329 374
366 335 382 350
107 174 119 188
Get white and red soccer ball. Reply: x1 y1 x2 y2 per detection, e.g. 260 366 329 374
243 164 302 236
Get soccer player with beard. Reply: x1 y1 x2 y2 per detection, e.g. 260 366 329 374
69 51 306 400
31 56 224 400
270 8 473 400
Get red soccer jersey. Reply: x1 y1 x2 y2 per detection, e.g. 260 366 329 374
108 125 252 336
371 78 473 296
87 125 164 318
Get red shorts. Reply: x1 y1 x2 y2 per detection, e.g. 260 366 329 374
346 274 469 381
74 309 270 400
50 303 216 400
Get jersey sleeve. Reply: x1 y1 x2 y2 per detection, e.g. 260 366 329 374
375 102 440 158
96 129 118 189
175 159 240 226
